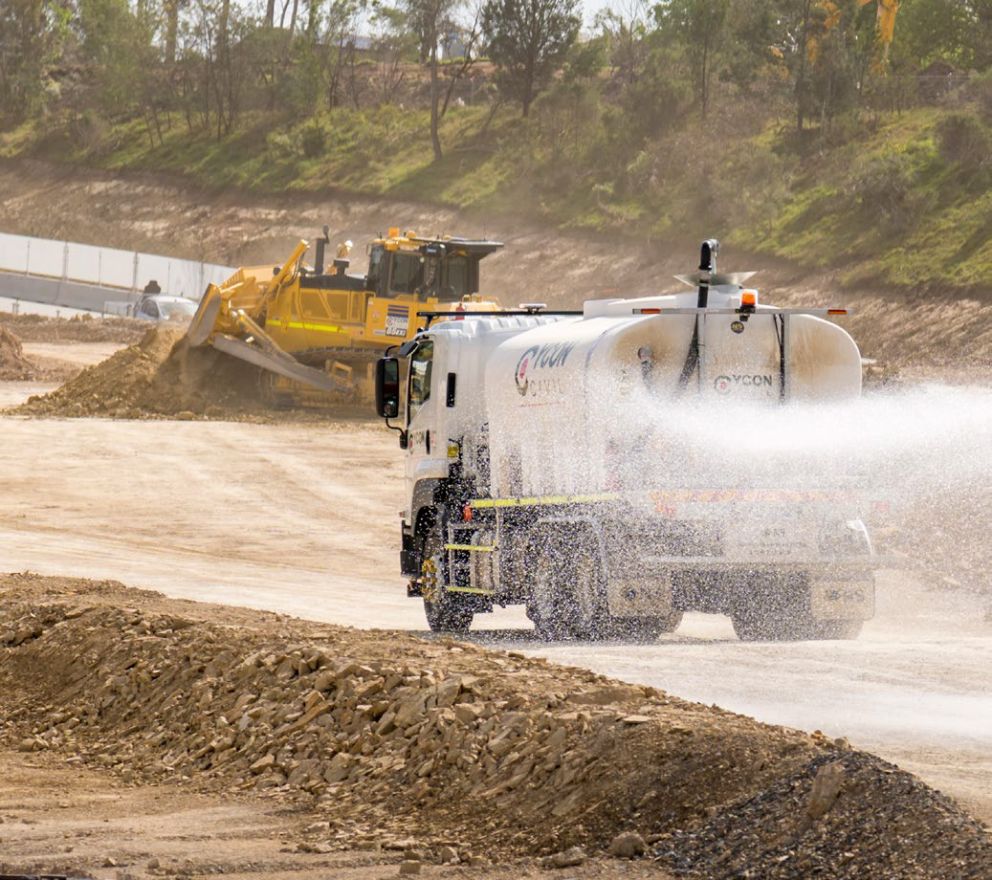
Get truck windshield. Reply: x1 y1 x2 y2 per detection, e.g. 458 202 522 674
409 340 433 413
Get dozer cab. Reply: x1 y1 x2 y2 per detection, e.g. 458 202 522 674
186 227 503 405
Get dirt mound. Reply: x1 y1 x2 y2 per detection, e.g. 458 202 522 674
0 574 988 877
13 326 276 419
1 311 146 344
0 325 40 380
656 751 990 878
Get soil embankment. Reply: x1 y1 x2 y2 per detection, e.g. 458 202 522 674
1 573 989 878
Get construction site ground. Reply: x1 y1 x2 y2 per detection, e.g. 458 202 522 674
1 161 990 877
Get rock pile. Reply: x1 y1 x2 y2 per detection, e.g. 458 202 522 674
0 573 989 878
654 750 991 878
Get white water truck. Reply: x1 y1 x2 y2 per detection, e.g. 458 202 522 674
374 241 877 641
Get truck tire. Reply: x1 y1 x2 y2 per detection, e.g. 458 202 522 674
420 529 474 634
808 619 863 640
527 535 605 641
732 612 863 641
731 612 797 642
731 576 862 642
616 612 684 643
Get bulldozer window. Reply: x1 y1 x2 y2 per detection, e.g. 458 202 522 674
440 256 469 300
390 253 424 295
409 340 434 412
367 245 385 292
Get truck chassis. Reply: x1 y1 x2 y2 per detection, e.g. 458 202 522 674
404 487 875 642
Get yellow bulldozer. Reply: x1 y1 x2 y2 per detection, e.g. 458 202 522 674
187 227 503 405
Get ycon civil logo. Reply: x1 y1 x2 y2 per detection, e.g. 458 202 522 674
714 374 774 394
514 343 575 397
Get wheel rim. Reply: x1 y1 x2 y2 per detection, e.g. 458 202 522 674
421 555 441 605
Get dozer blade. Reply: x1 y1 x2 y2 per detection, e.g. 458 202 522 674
187 286 223 347
211 334 352 394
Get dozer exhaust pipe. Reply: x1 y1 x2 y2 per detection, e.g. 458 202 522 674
314 225 330 275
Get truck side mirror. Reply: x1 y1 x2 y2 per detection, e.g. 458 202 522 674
375 357 400 419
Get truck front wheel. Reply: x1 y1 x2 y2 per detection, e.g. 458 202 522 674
420 530 474 633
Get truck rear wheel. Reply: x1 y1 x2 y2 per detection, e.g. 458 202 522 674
420 530 473 634
615 613 684 642
732 613 863 641
808 619 863 640
731 576 863 642
527 537 605 641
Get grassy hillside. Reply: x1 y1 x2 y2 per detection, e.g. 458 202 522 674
3 90 990 293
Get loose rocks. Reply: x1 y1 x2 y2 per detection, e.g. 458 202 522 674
0 573 989 879
608 831 646 859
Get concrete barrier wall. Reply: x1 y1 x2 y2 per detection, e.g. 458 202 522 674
0 233 234 309
0 272 136 314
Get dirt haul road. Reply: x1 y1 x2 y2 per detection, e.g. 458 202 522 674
0 413 989 826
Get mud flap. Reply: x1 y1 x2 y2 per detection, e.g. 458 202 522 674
605 574 677 618
810 573 875 621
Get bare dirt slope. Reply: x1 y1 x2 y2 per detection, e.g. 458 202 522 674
0 313 138 382
0 324 39 379
1 159 991 374
1 573 989 879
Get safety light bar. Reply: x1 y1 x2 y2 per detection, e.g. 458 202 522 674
631 307 850 316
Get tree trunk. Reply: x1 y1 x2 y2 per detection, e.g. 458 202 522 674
700 38 709 116
430 40 442 160
306 0 319 39
796 0 813 134
164 0 179 63
265 0 276 27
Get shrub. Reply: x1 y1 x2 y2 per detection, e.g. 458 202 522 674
848 152 916 225
299 118 327 158
967 70 992 124
936 112 991 170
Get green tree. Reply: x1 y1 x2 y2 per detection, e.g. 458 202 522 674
720 0 780 93
481 0 581 117
0 0 70 122
404 0 462 159
78 0 154 116
655 0 730 116
893 0 992 72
